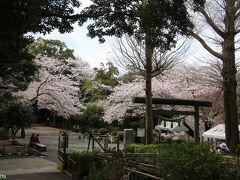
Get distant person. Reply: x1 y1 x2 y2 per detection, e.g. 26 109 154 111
32 134 40 143
35 134 40 143
217 143 230 155
30 133 35 144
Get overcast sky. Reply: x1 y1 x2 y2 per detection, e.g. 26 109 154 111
34 24 208 69
34 0 211 69
34 0 114 68
35 23 113 68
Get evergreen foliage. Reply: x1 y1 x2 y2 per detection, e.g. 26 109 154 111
82 0 193 48
157 143 236 179
80 79 112 103
98 128 109 135
94 61 119 87
73 104 106 132
29 38 75 61
0 100 36 143
68 151 97 178
83 163 123 180
80 61 119 103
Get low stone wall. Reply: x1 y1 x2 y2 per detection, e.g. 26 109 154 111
0 140 26 156
1 145 25 154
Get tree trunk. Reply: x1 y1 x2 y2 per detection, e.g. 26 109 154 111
11 127 17 144
145 35 154 144
21 127 25 138
204 121 212 131
222 58 239 154
222 1 239 154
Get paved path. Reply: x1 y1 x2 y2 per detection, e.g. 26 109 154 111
7 172 69 180
0 125 122 180
16 126 89 153
0 157 70 180
16 125 122 154
0 126 72 180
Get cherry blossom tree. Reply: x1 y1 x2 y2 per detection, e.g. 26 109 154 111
16 56 93 118
104 66 219 123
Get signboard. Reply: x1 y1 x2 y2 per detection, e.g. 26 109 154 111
123 129 134 144
137 128 145 137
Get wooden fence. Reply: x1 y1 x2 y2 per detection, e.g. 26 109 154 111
97 153 163 179
57 132 239 179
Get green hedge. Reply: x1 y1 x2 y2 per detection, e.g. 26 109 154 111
98 128 109 135
83 163 123 180
116 131 123 141
68 151 98 177
125 143 238 179
125 144 159 153
157 142 237 179
110 130 118 137
125 143 171 153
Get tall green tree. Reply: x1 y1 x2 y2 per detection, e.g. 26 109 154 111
81 0 192 144
80 61 118 103
0 91 36 140
29 38 75 61
0 0 88 90
94 61 119 87
189 0 240 154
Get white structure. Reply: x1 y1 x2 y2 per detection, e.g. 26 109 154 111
202 124 240 146
155 121 188 132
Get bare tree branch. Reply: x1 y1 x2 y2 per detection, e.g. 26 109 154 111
189 31 224 60
113 35 189 78
30 76 50 102
194 5 225 38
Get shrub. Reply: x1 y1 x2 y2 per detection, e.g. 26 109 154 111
128 120 144 130
157 142 235 179
1 102 36 143
98 128 109 135
80 78 113 102
0 127 9 140
83 163 123 180
91 128 98 133
116 131 123 141
68 151 98 162
68 151 98 177
110 130 118 137
75 104 105 132
125 144 159 153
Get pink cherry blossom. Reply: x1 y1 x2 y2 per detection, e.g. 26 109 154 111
104 66 220 123
16 56 92 117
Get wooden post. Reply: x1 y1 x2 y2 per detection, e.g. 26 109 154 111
92 135 95 151
87 134 91 153
58 133 60 149
117 136 119 152
194 106 200 142
60 132 68 169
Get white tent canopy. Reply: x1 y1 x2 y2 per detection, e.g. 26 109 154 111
202 124 240 140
